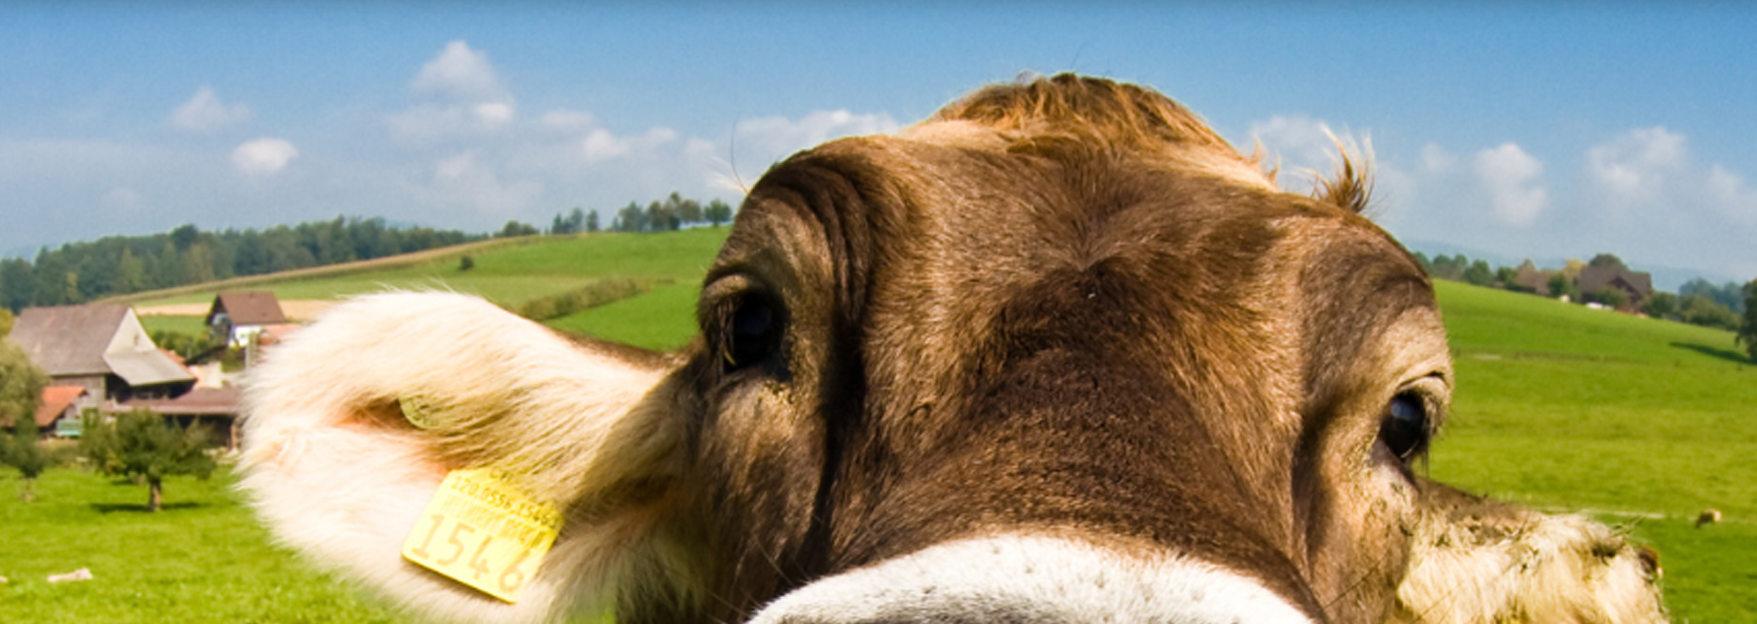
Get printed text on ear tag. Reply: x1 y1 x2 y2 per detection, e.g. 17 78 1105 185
402 468 562 603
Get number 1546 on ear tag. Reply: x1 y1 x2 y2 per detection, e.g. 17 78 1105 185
403 468 563 603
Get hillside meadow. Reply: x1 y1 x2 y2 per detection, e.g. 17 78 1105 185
6 228 1752 622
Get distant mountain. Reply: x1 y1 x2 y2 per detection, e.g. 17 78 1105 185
1401 239 1741 293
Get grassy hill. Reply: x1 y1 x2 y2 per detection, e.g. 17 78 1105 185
126 228 729 350
17 229 1753 621
1428 280 1755 621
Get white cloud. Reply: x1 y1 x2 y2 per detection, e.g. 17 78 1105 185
1579 127 1757 226
1585 126 1686 202
581 127 678 164
171 87 251 133
473 102 515 126
1419 143 1455 174
539 109 597 131
733 109 900 166
1706 164 1757 223
1473 142 1547 227
1247 115 1375 195
1249 114 1336 176
103 187 141 209
232 138 298 176
412 40 509 103
417 151 543 215
389 41 517 142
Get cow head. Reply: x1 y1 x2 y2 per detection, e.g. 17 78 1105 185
238 75 1666 623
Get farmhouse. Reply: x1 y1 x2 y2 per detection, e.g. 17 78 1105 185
206 291 290 348
9 304 195 407
1577 263 1654 311
1511 259 1554 296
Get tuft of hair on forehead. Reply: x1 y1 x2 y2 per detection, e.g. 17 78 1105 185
923 73 1274 189
1310 130 1376 215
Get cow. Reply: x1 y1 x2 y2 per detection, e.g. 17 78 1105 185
238 74 1667 623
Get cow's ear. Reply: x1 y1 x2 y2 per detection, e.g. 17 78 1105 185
1394 482 1667 623
238 292 689 624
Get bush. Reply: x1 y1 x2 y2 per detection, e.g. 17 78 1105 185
1583 286 1628 310
515 278 653 321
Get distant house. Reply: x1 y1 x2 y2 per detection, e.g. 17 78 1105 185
1511 260 1554 296
0 386 87 438
206 291 289 348
9 304 196 406
1576 264 1654 312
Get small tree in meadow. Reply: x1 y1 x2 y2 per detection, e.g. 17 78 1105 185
81 409 215 512
0 334 50 501
2 413 51 501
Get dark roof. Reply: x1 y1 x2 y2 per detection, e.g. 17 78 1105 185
1512 260 1553 295
122 386 240 417
10 304 132 376
208 291 288 326
1577 265 1654 300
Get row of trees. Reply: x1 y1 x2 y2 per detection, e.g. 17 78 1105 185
1 191 743 313
0 218 482 312
608 193 735 233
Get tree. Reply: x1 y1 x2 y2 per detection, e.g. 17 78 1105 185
645 200 678 232
0 258 33 312
151 330 218 362
0 336 49 500
2 407 51 502
1739 278 1757 361
1641 292 1678 320
585 210 600 233
80 410 216 512
1495 266 1520 291
0 338 47 439
1679 294 1740 330
1548 273 1575 301
705 199 734 226
1588 253 1627 270
614 202 646 232
497 221 539 238
1462 260 1495 287
549 207 587 235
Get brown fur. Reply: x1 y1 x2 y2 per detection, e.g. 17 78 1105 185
239 74 1665 624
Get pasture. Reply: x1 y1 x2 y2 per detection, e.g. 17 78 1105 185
6 229 1751 622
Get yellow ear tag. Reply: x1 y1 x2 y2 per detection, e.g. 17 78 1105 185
402 468 563 603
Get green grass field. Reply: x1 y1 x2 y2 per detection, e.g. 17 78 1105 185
1427 280 1756 622
0 467 398 623
9 231 1753 621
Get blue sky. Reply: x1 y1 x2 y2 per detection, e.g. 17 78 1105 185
4 3 1755 287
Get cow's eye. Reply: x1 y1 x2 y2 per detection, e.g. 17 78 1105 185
1378 393 1430 462
723 295 783 372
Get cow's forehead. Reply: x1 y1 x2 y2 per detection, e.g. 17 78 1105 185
710 132 1442 438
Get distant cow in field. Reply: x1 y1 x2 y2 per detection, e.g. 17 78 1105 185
239 75 1666 623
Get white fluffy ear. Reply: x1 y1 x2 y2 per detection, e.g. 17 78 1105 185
237 292 689 624
1395 485 1668 624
